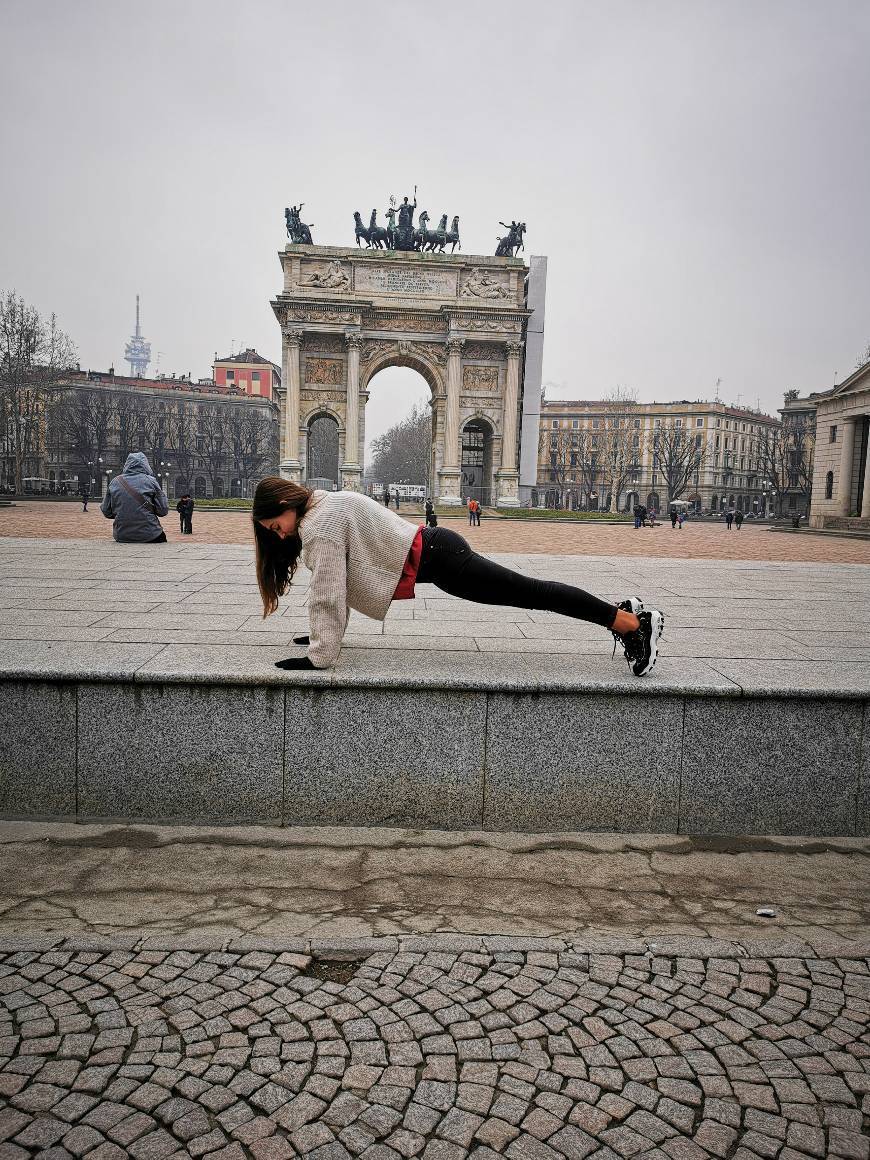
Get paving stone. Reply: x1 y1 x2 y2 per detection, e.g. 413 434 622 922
1 946 866 1160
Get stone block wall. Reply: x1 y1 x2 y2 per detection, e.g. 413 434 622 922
2 679 867 837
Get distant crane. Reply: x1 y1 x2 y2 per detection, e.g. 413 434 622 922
124 295 151 377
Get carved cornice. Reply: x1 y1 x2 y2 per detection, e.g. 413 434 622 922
344 331 363 350
285 327 304 347
506 340 524 357
446 338 466 357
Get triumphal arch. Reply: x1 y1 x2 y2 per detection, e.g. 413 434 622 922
270 243 531 505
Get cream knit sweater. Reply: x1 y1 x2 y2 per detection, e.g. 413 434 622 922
297 490 418 668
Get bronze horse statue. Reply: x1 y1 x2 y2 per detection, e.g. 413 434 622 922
353 212 371 247
418 212 448 252
495 220 526 257
446 215 461 252
367 209 391 249
285 205 313 245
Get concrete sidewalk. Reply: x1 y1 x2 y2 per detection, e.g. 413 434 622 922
0 823 867 957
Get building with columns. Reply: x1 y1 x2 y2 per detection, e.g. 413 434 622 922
536 397 781 513
805 358 870 528
270 244 534 505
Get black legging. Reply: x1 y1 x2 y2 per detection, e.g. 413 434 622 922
416 527 617 629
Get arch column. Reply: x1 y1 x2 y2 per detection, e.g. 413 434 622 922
279 327 302 481
341 332 362 491
860 418 870 518
437 338 464 504
838 418 857 516
496 340 522 506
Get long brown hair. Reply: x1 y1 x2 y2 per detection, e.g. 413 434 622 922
252 478 314 617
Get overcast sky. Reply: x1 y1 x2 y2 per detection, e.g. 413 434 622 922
2 0 869 454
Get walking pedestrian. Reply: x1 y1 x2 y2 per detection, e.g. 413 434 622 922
467 496 475 525
79 481 90 513
252 480 665 676
382 486 391 508
633 503 642 530
100 452 169 543
670 505 678 529
424 499 438 528
176 493 195 535
473 498 481 526
725 509 734 530
735 509 744 530
393 490 400 511
677 510 684 530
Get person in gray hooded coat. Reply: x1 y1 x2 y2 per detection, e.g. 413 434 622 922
100 452 170 543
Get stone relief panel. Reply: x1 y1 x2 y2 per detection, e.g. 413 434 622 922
304 333 346 354
459 317 522 333
369 315 446 333
462 342 501 361
360 339 447 368
305 358 345 386
460 269 513 300
462 365 499 391
286 306 359 325
361 340 397 366
354 265 458 299
298 260 351 290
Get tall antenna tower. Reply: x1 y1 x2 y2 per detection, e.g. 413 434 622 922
124 295 151 377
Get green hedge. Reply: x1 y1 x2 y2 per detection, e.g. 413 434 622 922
194 498 254 509
498 509 632 521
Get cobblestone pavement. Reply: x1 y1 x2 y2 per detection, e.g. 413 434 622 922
3 502 869 564
1 943 868 1160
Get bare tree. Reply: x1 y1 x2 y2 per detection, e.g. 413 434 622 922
167 400 197 492
49 387 113 491
538 424 602 509
198 404 229 495
756 426 791 516
369 404 431 486
0 290 76 490
228 409 277 494
855 340 870 370
652 422 710 505
599 389 639 512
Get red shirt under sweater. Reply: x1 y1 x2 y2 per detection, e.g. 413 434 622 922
392 526 423 599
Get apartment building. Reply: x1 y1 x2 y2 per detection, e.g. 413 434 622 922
536 398 782 513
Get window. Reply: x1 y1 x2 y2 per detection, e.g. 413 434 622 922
552 420 558 429
716 419 721 428
696 418 703 427
695 433 702 447
632 434 640 448
633 418 641 429
252 372 260 381
830 425 837 443
572 419 579 429
226 370 235 381
675 419 682 428
825 471 833 499
654 418 661 428
592 419 599 430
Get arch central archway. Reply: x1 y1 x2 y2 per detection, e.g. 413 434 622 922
361 351 442 500
363 364 432 499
